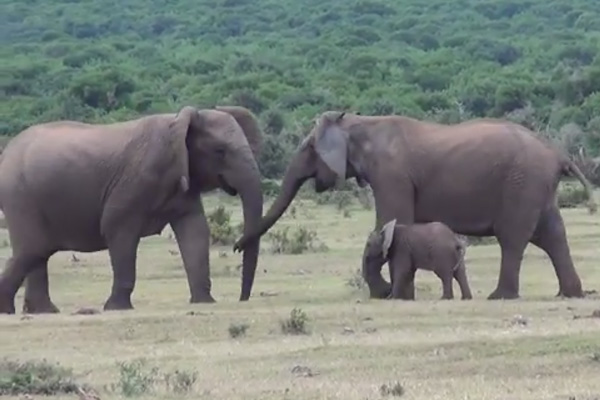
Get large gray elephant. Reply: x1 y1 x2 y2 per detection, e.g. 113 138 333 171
0 105 264 314
363 220 472 300
234 111 597 300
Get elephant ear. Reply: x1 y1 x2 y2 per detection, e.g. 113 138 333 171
168 106 200 193
380 218 397 259
215 106 263 160
314 112 348 179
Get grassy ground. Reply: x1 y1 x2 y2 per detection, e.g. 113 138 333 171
1 192 599 400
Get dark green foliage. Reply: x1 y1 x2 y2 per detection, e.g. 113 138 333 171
0 359 88 396
2 0 600 178
280 308 309 335
206 205 241 245
267 226 328 254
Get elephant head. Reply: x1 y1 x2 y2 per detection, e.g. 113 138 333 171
171 105 263 301
233 111 365 251
359 219 397 298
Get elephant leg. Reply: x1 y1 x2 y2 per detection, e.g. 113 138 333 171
170 204 216 304
403 271 416 300
0 253 48 314
389 255 415 300
436 270 454 300
22 260 60 314
103 230 141 311
454 265 473 300
529 205 583 298
487 199 542 300
0 212 55 314
487 239 528 300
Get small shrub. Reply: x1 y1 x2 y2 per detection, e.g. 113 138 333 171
335 191 353 210
114 359 158 397
228 322 250 338
207 205 238 245
557 183 589 209
346 268 367 291
0 359 87 396
280 308 309 335
380 382 405 397
164 369 198 394
267 226 328 254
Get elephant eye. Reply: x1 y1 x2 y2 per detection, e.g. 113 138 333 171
215 146 226 158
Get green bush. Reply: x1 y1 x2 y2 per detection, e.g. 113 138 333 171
228 322 250 338
280 308 309 335
207 205 241 246
0 359 89 396
267 226 328 254
163 369 198 394
114 359 159 397
557 183 590 209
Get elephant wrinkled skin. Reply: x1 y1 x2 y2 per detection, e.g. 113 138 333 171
363 220 472 300
234 111 597 300
0 105 264 314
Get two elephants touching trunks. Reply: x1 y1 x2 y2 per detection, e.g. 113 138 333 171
0 107 596 314
234 111 597 301
0 105 265 314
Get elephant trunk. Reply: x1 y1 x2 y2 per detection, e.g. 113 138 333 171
247 148 311 240
229 154 264 301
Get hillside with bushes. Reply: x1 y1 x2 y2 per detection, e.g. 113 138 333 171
2 0 600 178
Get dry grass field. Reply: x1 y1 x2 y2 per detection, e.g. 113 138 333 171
1 191 599 400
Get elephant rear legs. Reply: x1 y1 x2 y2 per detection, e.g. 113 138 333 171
529 205 583 298
0 253 54 314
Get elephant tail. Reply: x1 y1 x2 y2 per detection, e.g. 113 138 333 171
561 158 597 215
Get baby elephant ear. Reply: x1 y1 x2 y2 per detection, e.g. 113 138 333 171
380 218 397 259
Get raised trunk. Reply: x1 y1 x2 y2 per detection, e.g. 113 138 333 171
247 149 312 240
229 158 264 301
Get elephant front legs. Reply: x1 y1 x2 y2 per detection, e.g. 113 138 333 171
389 254 416 300
170 205 216 304
23 267 60 314
103 230 141 311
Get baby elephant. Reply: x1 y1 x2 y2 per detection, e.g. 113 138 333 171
363 219 473 300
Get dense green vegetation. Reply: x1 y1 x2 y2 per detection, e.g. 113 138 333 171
2 0 600 178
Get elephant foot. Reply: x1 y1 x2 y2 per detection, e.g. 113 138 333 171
440 295 453 300
461 294 473 300
190 293 216 304
103 295 134 311
22 298 60 314
0 298 16 314
556 285 584 298
487 288 519 300
368 283 392 299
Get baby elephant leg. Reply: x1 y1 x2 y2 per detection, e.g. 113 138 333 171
453 263 473 300
389 258 416 300
435 269 454 300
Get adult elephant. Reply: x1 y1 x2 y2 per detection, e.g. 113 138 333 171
0 105 264 314
234 111 597 300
